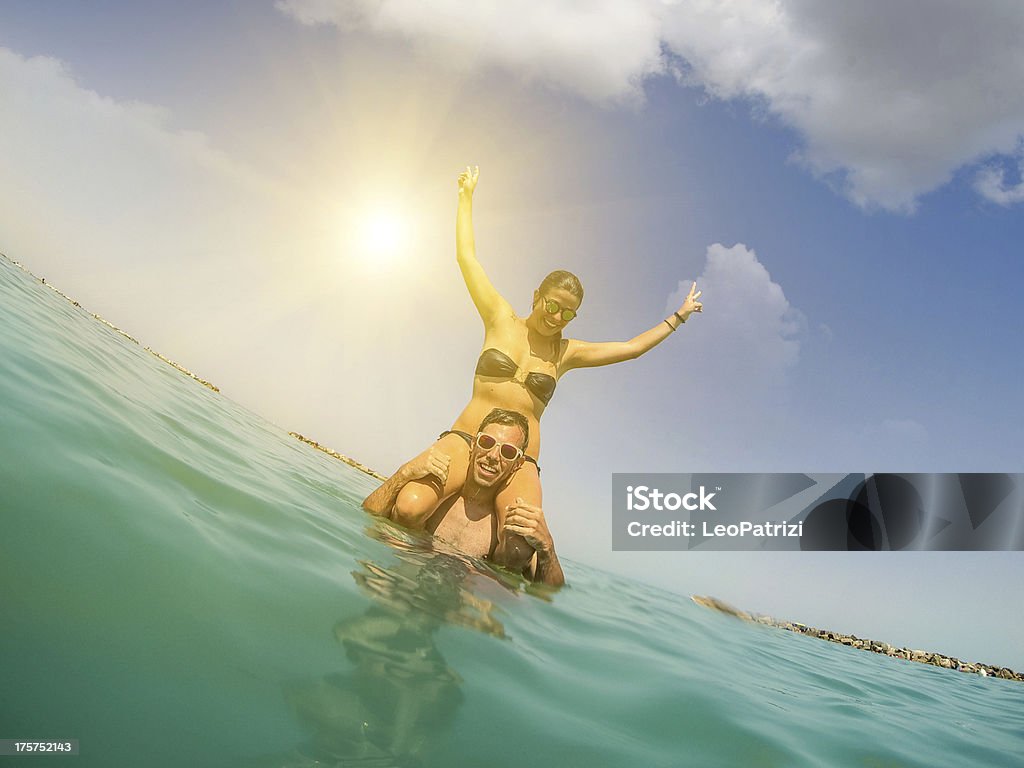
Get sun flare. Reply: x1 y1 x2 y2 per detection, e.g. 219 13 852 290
358 208 409 263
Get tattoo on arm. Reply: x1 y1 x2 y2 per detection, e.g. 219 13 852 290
531 549 565 587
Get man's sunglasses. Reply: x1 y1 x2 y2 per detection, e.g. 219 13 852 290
475 432 524 461
542 298 577 322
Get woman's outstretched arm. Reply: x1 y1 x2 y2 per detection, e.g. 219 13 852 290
455 166 514 325
561 281 703 371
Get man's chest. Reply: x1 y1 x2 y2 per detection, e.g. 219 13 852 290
427 499 496 558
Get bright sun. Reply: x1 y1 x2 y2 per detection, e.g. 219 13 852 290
359 209 409 262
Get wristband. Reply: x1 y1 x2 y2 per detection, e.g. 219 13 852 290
674 311 686 325
664 319 676 332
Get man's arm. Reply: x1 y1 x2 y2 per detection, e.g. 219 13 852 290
503 498 565 587
529 546 565 588
362 448 450 521
362 469 412 519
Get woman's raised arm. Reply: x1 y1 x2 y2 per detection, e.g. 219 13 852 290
456 167 513 325
561 282 703 371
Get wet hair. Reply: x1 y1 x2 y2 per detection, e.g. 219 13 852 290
536 270 584 306
478 408 529 450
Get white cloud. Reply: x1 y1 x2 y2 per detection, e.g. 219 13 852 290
974 148 1024 205
0 47 305 397
275 0 666 103
277 0 1024 211
666 242 805 389
0 47 288 286
661 1 1024 212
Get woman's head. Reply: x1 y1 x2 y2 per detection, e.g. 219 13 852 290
530 270 584 337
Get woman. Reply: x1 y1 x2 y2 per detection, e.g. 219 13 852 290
393 166 703 570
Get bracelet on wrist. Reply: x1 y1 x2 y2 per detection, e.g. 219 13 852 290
674 311 686 325
664 319 676 332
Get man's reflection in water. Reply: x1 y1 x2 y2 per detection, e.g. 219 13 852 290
280 521 511 767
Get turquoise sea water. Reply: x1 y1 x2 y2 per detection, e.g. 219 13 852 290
2 253 1022 768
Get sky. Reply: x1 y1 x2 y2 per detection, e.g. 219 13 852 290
2 1 1023 669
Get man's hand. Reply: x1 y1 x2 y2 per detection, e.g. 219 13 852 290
363 447 450 519
504 497 565 587
503 497 554 556
400 447 451 488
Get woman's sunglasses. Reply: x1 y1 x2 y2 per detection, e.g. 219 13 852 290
542 298 577 322
475 432 524 461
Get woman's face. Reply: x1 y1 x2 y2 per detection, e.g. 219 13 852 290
529 287 581 336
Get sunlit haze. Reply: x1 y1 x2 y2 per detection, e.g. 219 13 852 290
2 1 1023 670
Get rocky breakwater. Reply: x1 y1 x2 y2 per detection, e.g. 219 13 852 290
3 254 391 481
5 254 220 392
289 432 387 481
691 595 1023 682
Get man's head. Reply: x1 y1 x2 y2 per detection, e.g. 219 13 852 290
468 409 529 490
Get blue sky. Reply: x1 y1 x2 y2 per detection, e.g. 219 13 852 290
2 1 1023 668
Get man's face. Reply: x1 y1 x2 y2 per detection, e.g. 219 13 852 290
469 422 526 489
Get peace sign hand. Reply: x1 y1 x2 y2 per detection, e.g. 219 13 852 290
677 281 703 320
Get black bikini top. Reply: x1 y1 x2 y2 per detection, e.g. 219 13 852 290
475 348 557 405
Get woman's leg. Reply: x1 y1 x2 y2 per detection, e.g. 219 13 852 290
392 432 471 526
493 460 542 573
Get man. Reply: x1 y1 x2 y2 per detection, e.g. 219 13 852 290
362 408 564 587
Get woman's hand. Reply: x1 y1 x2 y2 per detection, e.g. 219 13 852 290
676 281 703 320
458 165 479 198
